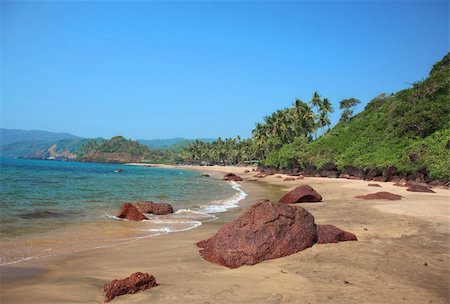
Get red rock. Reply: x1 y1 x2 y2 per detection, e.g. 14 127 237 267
355 192 403 200
368 183 382 187
116 203 148 221
372 176 387 182
132 201 174 215
406 185 436 193
284 177 296 181
223 173 243 182
316 225 357 244
103 272 158 303
406 181 430 188
278 185 322 204
196 201 317 268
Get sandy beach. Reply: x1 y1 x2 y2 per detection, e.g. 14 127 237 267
1 165 449 303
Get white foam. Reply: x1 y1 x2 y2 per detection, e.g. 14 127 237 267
199 181 247 214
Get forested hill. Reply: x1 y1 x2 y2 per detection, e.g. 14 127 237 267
299 52 449 179
179 53 449 181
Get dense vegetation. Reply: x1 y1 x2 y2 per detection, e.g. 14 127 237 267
80 136 176 163
179 53 450 180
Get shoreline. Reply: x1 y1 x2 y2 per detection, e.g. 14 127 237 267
1 165 449 303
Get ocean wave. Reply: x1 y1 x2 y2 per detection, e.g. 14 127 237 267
199 181 247 214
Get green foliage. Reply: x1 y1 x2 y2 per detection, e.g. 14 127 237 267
179 52 450 180
264 136 309 169
301 52 450 179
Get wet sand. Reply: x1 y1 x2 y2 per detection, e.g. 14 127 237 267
1 166 449 303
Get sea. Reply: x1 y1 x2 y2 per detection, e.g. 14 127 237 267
0 158 246 265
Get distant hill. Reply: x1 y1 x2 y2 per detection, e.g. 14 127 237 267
0 128 215 162
138 138 215 151
0 138 89 159
0 128 81 146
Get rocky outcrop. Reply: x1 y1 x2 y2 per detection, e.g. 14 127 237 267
223 173 243 182
316 225 358 244
343 166 366 179
196 201 356 268
132 201 174 215
104 272 158 303
406 185 436 193
116 203 148 221
278 185 322 204
355 192 403 200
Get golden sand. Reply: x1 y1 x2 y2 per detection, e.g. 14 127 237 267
1 165 449 303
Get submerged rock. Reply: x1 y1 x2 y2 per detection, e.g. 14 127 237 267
316 225 358 244
355 192 403 201
223 173 243 182
132 201 174 215
196 201 356 268
116 203 148 221
278 185 322 204
104 272 158 303
18 210 64 219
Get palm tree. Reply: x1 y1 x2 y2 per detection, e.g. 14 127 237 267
319 97 334 133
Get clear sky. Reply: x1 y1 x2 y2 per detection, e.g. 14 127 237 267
1 1 448 140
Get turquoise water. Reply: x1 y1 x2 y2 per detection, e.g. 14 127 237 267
0 158 245 264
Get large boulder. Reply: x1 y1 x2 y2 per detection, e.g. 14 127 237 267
316 225 358 244
132 201 174 215
223 173 243 182
407 185 436 193
278 185 322 204
196 201 357 268
355 192 403 201
196 201 317 268
104 272 158 303
116 203 148 221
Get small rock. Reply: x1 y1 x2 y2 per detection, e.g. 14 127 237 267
201 174 210 177
278 185 322 204
223 173 243 182
104 272 158 303
116 203 148 221
368 183 382 187
316 225 357 244
132 201 174 215
406 185 435 193
355 192 403 201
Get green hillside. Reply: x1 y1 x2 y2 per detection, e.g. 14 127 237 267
301 53 449 179
179 53 449 181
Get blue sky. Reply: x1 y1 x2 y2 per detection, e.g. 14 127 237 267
1 1 448 139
